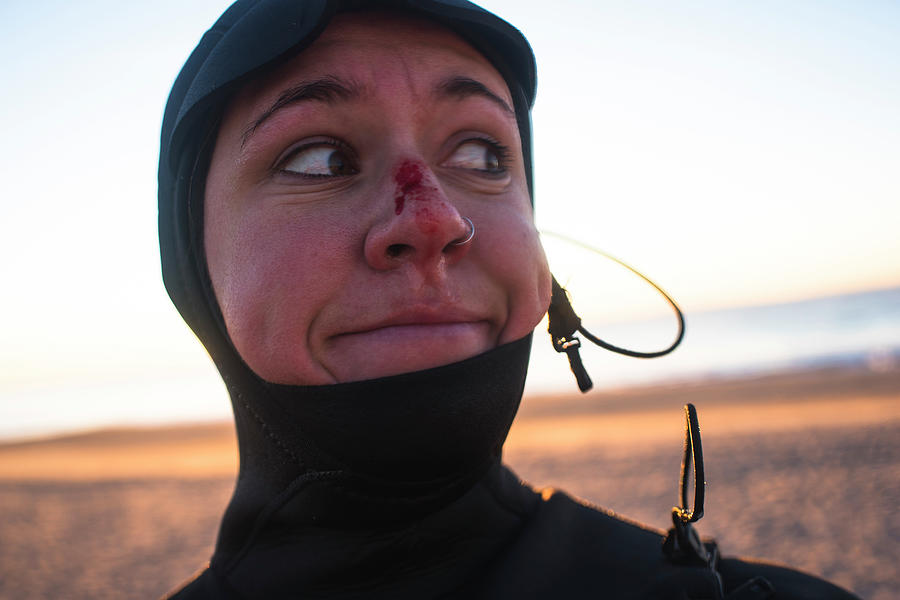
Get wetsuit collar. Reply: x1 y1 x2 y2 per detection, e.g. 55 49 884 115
212 335 532 565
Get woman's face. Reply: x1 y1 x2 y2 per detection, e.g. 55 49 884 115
204 13 551 385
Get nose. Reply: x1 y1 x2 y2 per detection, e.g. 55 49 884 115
365 160 473 272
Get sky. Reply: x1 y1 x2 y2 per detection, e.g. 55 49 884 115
0 0 898 438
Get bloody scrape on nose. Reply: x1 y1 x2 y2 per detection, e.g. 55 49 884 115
365 159 472 271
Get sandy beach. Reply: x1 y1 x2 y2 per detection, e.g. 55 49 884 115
0 365 897 599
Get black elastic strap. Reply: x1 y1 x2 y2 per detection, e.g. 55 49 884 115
676 403 705 524
547 277 592 392
544 234 685 392
663 404 712 568
661 405 775 599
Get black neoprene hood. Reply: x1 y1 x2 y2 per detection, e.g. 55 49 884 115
158 0 537 369
156 7 542 575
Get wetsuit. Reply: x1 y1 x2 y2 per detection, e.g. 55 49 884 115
158 2 861 598
161 335 857 599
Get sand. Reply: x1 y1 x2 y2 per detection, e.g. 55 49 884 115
0 365 897 599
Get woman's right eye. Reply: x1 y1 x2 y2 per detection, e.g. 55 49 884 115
280 143 359 177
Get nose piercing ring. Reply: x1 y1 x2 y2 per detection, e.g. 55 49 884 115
451 217 475 246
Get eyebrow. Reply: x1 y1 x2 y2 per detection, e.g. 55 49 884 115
241 76 360 147
240 74 514 147
436 76 514 116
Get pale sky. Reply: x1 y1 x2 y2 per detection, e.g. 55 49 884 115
1 0 898 437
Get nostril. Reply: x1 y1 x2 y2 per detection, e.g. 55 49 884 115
387 243 408 259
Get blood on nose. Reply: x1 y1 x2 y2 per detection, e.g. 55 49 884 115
393 160 443 234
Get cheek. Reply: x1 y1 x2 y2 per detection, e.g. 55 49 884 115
509 230 552 314
480 211 551 343
208 211 356 380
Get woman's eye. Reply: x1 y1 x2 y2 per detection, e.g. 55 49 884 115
443 140 508 174
280 144 358 177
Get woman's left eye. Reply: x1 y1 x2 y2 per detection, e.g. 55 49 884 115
442 140 510 175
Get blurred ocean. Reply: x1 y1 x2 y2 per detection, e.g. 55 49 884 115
525 285 900 394
3 286 899 441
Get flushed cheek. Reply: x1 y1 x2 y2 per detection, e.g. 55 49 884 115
500 272 550 344
482 219 551 344
218 218 353 384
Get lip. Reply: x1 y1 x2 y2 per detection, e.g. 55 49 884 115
322 306 496 382
337 307 490 337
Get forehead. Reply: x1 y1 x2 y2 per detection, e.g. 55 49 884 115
225 11 513 122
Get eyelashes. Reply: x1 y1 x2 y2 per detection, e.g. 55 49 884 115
441 137 512 176
274 135 513 181
277 138 359 178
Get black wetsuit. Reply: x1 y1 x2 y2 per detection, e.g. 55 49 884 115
164 337 857 599
158 2 861 598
